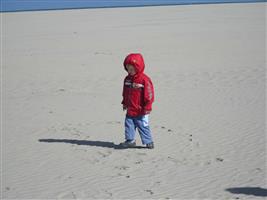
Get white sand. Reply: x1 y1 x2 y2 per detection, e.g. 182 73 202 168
2 2 266 199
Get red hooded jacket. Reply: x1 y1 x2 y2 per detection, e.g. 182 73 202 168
122 53 154 117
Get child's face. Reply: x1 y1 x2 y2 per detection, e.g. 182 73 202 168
126 64 136 76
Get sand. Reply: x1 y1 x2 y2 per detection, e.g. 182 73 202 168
2 2 266 199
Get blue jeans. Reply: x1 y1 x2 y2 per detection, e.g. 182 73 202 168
124 115 153 145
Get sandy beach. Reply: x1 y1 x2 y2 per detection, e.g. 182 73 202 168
2 2 266 199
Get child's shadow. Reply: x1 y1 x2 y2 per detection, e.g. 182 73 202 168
226 187 267 197
39 139 147 149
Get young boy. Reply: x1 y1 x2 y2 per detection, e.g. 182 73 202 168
120 53 155 149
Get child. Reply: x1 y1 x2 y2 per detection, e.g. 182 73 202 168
120 53 155 149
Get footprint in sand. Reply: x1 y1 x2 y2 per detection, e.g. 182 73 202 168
107 121 121 125
145 189 154 195
136 152 147 156
216 158 224 162
159 126 174 134
115 166 130 170
255 168 262 172
58 88 66 92
57 191 76 199
98 151 112 158
104 190 113 197
116 173 131 179
135 160 143 164
202 160 212 165
72 133 81 137
58 174 73 181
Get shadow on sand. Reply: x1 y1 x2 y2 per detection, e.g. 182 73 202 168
39 139 147 149
226 187 267 197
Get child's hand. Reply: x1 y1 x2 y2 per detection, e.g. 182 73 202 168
144 110 151 115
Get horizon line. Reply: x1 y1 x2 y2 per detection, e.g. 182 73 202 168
1 0 266 13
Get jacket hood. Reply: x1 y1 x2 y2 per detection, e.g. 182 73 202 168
123 53 145 75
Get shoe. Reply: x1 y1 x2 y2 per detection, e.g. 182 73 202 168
119 140 136 148
146 142 154 149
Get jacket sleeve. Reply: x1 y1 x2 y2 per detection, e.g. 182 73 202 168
143 77 154 112
121 78 126 105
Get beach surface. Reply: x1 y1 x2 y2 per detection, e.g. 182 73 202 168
2 2 266 199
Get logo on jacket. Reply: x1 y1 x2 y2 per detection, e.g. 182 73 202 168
125 81 144 89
